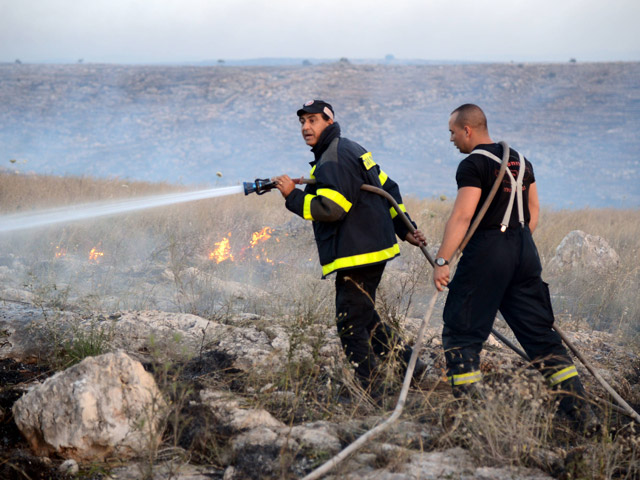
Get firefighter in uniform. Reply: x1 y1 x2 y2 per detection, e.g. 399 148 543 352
274 100 427 397
433 103 597 430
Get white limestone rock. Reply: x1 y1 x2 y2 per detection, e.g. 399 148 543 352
547 230 619 275
12 351 166 461
199 389 285 432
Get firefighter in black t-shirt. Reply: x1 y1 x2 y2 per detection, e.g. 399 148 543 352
433 103 597 431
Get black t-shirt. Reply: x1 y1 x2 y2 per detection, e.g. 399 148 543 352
456 143 536 230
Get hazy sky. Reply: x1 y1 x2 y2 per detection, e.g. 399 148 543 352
1 0 639 63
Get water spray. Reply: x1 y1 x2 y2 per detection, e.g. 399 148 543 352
1 176 283 234
0 185 244 234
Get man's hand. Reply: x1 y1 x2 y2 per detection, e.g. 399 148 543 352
273 175 296 198
433 265 450 292
405 229 427 247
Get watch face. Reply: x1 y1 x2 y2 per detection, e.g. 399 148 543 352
436 258 444 266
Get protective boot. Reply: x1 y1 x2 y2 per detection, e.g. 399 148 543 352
555 376 600 436
355 364 388 407
451 381 485 402
403 357 429 387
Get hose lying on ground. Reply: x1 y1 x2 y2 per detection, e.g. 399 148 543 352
302 293 439 480
553 326 640 423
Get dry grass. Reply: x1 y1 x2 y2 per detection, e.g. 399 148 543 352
437 371 557 466
0 172 183 213
2 172 640 479
534 208 640 338
1 171 637 333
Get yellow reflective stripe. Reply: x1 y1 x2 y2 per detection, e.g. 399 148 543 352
303 194 315 220
447 370 482 386
389 203 407 219
317 188 352 213
309 165 316 179
322 243 400 276
378 170 388 186
547 366 578 387
361 152 376 170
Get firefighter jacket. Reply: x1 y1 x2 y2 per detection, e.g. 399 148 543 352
285 122 415 277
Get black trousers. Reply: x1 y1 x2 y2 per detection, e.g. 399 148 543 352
443 227 574 380
335 263 412 387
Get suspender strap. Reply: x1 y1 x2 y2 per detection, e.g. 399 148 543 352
470 148 526 231
453 141 510 262
515 152 525 228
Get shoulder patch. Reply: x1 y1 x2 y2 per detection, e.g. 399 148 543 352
360 152 376 170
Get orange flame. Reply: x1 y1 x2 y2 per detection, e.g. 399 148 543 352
250 227 272 248
54 246 67 258
209 233 234 263
89 247 104 263
259 254 274 264
250 227 274 263
209 227 276 264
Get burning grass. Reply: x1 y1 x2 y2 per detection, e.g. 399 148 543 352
0 172 638 336
1 172 640 478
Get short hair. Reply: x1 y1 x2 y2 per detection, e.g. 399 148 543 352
451 104 488 131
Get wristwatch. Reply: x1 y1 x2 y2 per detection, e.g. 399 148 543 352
435 257 449 267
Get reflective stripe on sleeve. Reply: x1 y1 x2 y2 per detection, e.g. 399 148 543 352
389 203 407 219
447 370 482 386
547 366 578 387
322 243 400 277
378 170 388 186
317 188 353 213
303 194 315 220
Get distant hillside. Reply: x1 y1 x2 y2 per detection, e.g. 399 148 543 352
1 61 638 208
192 57 467 66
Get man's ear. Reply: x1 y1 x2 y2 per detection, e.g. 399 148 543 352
464 126 472 137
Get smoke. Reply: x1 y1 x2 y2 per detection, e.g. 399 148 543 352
0 189 319 316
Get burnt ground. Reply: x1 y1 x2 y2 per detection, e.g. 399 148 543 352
1 351 639 479
0 352 242 480
0 353 236 480
0 359 72 480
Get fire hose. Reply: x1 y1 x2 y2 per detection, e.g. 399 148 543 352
244 152 640 479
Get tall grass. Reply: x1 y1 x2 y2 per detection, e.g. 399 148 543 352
406 196 640 339
2 173 640 478
1 173 638 338
531 208 640 340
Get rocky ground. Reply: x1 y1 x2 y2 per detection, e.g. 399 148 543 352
1 280 639 478
0 170 638 478
1 61 639 208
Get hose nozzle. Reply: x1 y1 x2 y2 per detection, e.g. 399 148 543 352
243 178 277 195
